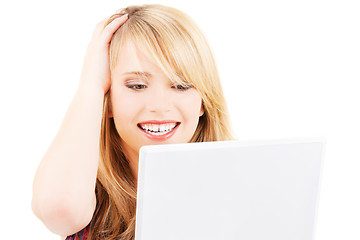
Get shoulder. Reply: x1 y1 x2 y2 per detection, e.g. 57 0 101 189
65 224 89 240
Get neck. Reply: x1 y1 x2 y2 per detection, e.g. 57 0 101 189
121 144 139 181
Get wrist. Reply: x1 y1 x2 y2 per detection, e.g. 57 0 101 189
76 82 106 101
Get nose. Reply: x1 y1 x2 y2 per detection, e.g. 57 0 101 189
147 88 172 113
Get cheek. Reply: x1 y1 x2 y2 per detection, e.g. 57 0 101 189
177 90 203 119
111 92 143 123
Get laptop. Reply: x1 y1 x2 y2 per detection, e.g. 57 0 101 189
135 139 324 240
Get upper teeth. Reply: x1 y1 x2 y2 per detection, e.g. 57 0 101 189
140 123 177 133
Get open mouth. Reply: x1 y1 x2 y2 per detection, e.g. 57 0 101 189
137 121 180 136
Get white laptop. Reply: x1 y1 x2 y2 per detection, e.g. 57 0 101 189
135 139 324 240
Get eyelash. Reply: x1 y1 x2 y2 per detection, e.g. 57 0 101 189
126 84 193 91
127 84 147 90
172 84 193 91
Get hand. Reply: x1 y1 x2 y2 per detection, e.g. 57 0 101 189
79 14 128 94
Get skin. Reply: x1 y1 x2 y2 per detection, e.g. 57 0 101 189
110 42 204 176
32 15 129 237
32 13 203 238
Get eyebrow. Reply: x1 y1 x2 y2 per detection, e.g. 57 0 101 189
121 71 153 78
121 71 189 84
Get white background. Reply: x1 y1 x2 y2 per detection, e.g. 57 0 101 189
0 0 359 239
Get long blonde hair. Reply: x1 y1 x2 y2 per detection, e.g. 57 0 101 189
89 4 233 239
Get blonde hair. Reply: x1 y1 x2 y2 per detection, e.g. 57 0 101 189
89 4 233 239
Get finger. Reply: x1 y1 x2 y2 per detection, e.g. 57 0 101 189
102 14 129 43
90 18 110 39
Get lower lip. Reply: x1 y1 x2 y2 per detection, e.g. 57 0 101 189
138 124 180 141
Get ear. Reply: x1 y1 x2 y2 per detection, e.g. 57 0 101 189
199 103 205 117
108 93 113 118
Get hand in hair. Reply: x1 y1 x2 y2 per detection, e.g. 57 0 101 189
31 15 128 237
79 14 128 94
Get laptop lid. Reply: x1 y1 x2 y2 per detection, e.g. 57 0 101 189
135 139 324 240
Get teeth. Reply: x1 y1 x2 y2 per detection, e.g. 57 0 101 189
139 123 177 135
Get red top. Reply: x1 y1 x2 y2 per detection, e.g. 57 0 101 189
65 225 89 240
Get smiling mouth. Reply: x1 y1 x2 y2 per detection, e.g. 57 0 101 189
137 122 180 136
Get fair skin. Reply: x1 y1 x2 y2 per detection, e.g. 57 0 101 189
32 15 129 237
110 42 204 176
32 13 203 239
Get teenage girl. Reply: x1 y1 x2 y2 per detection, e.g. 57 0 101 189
32 4 233 240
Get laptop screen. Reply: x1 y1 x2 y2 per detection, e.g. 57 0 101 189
135 139 324 240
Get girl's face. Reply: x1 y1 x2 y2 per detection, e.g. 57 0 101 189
110 42 204 173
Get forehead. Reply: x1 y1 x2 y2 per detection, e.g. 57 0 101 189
114 42 161 73
112 41 186 84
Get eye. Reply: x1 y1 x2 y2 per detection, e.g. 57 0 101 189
127 84 147 90
172 84 193 91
